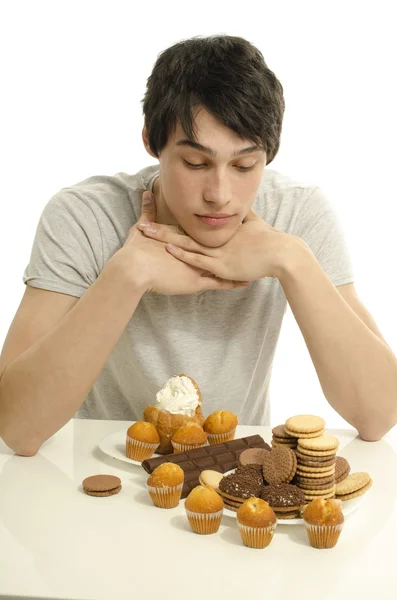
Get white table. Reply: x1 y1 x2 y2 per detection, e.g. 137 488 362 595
0 419 396 600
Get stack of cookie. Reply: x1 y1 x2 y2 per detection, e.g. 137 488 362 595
271 425 298 449
295 433 340 501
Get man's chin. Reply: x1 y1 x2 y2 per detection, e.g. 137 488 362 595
187 226 237 248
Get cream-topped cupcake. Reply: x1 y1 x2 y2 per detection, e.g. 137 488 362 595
143 374 205 454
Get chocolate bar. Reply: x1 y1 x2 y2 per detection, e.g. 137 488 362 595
141 434 268 498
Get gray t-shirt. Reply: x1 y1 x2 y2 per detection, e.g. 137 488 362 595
23 165 354 425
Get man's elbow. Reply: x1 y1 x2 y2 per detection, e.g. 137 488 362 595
0 421 42 456
357 419 396 442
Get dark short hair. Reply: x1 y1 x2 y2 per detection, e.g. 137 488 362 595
141 34 285 166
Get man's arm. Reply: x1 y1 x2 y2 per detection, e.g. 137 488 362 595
279 237 397 441
0 260 148 456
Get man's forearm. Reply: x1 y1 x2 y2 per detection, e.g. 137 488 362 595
278 237 397 441
0 255 147 455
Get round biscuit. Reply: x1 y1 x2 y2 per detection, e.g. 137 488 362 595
272 425 291 439
335 472 371 496
336 479 373 501
304 490 336 500
272 436 297 444
199 470 224 492
335 456 351 479
335 469 350 484
276 511 301 519
295 475 335 486
285 415 326 434
284 427 324 439
296 446 336 457
298 434 339 452
296 464 336 473
296 469 335 479
272 441 297 449
297 457 336 468
218 490 245 503
273 504 303 513
84 485 122 497
299 485 336 496
263 446 296 485
82 474 121 493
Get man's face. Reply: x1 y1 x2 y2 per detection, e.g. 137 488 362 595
143 107 267 248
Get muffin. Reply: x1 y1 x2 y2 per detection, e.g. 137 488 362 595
185 485 224 534
147 463 184 509
203 410 238 445
126 421 160 461
237 497 277 548
302 498 344 548
143 374 205 454
171 421 208 453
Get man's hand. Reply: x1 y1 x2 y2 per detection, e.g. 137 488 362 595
114 191 250 295
137 206 297 281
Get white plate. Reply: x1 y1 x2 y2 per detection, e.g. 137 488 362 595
98 430 161 466
221 468 368 524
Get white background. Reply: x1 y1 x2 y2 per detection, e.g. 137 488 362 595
1 1 396 430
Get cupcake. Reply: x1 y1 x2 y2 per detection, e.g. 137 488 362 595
171 421 208 453
143 374 205 454
147 463 184 509
302 498 344 549
203 410 238 445
237 497 277 549
185 485 224 534
126 421 160 461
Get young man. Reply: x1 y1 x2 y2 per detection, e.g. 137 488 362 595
0 35 396 456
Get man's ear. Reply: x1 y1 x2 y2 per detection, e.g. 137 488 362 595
142 126 157 159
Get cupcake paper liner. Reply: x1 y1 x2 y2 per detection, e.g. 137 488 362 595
304 523 344 549
238 522 277 549
171 441 207 453
126 436 159 461
207 428 236 446
147 482 183 509
185 508 224 534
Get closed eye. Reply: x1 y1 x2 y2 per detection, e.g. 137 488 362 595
183 160 255 172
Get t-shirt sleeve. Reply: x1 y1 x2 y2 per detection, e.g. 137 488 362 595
23 192 103 297
293 186 354 287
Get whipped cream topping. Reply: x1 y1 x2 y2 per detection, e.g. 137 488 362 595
156 375 201 416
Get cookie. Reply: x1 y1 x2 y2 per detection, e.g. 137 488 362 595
262 447 297 485
296 469 335 479
284 427 324 439
299 484 336 496
335 472 372 497
303 487 336 500
272 441 297 449
336 479 373 501
238 448 269 467
218 466 264 499
285 415 326 435
296 446 336 457
272 425 291 439
272 436 297 444
276 511 301 519
335 456 351 484
198 470 223 492
260 483 306 509
298 434 339 452
296 449 336 463
82 474 122 497
297 457 336 468
296 464 336 474
295 475 335 487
